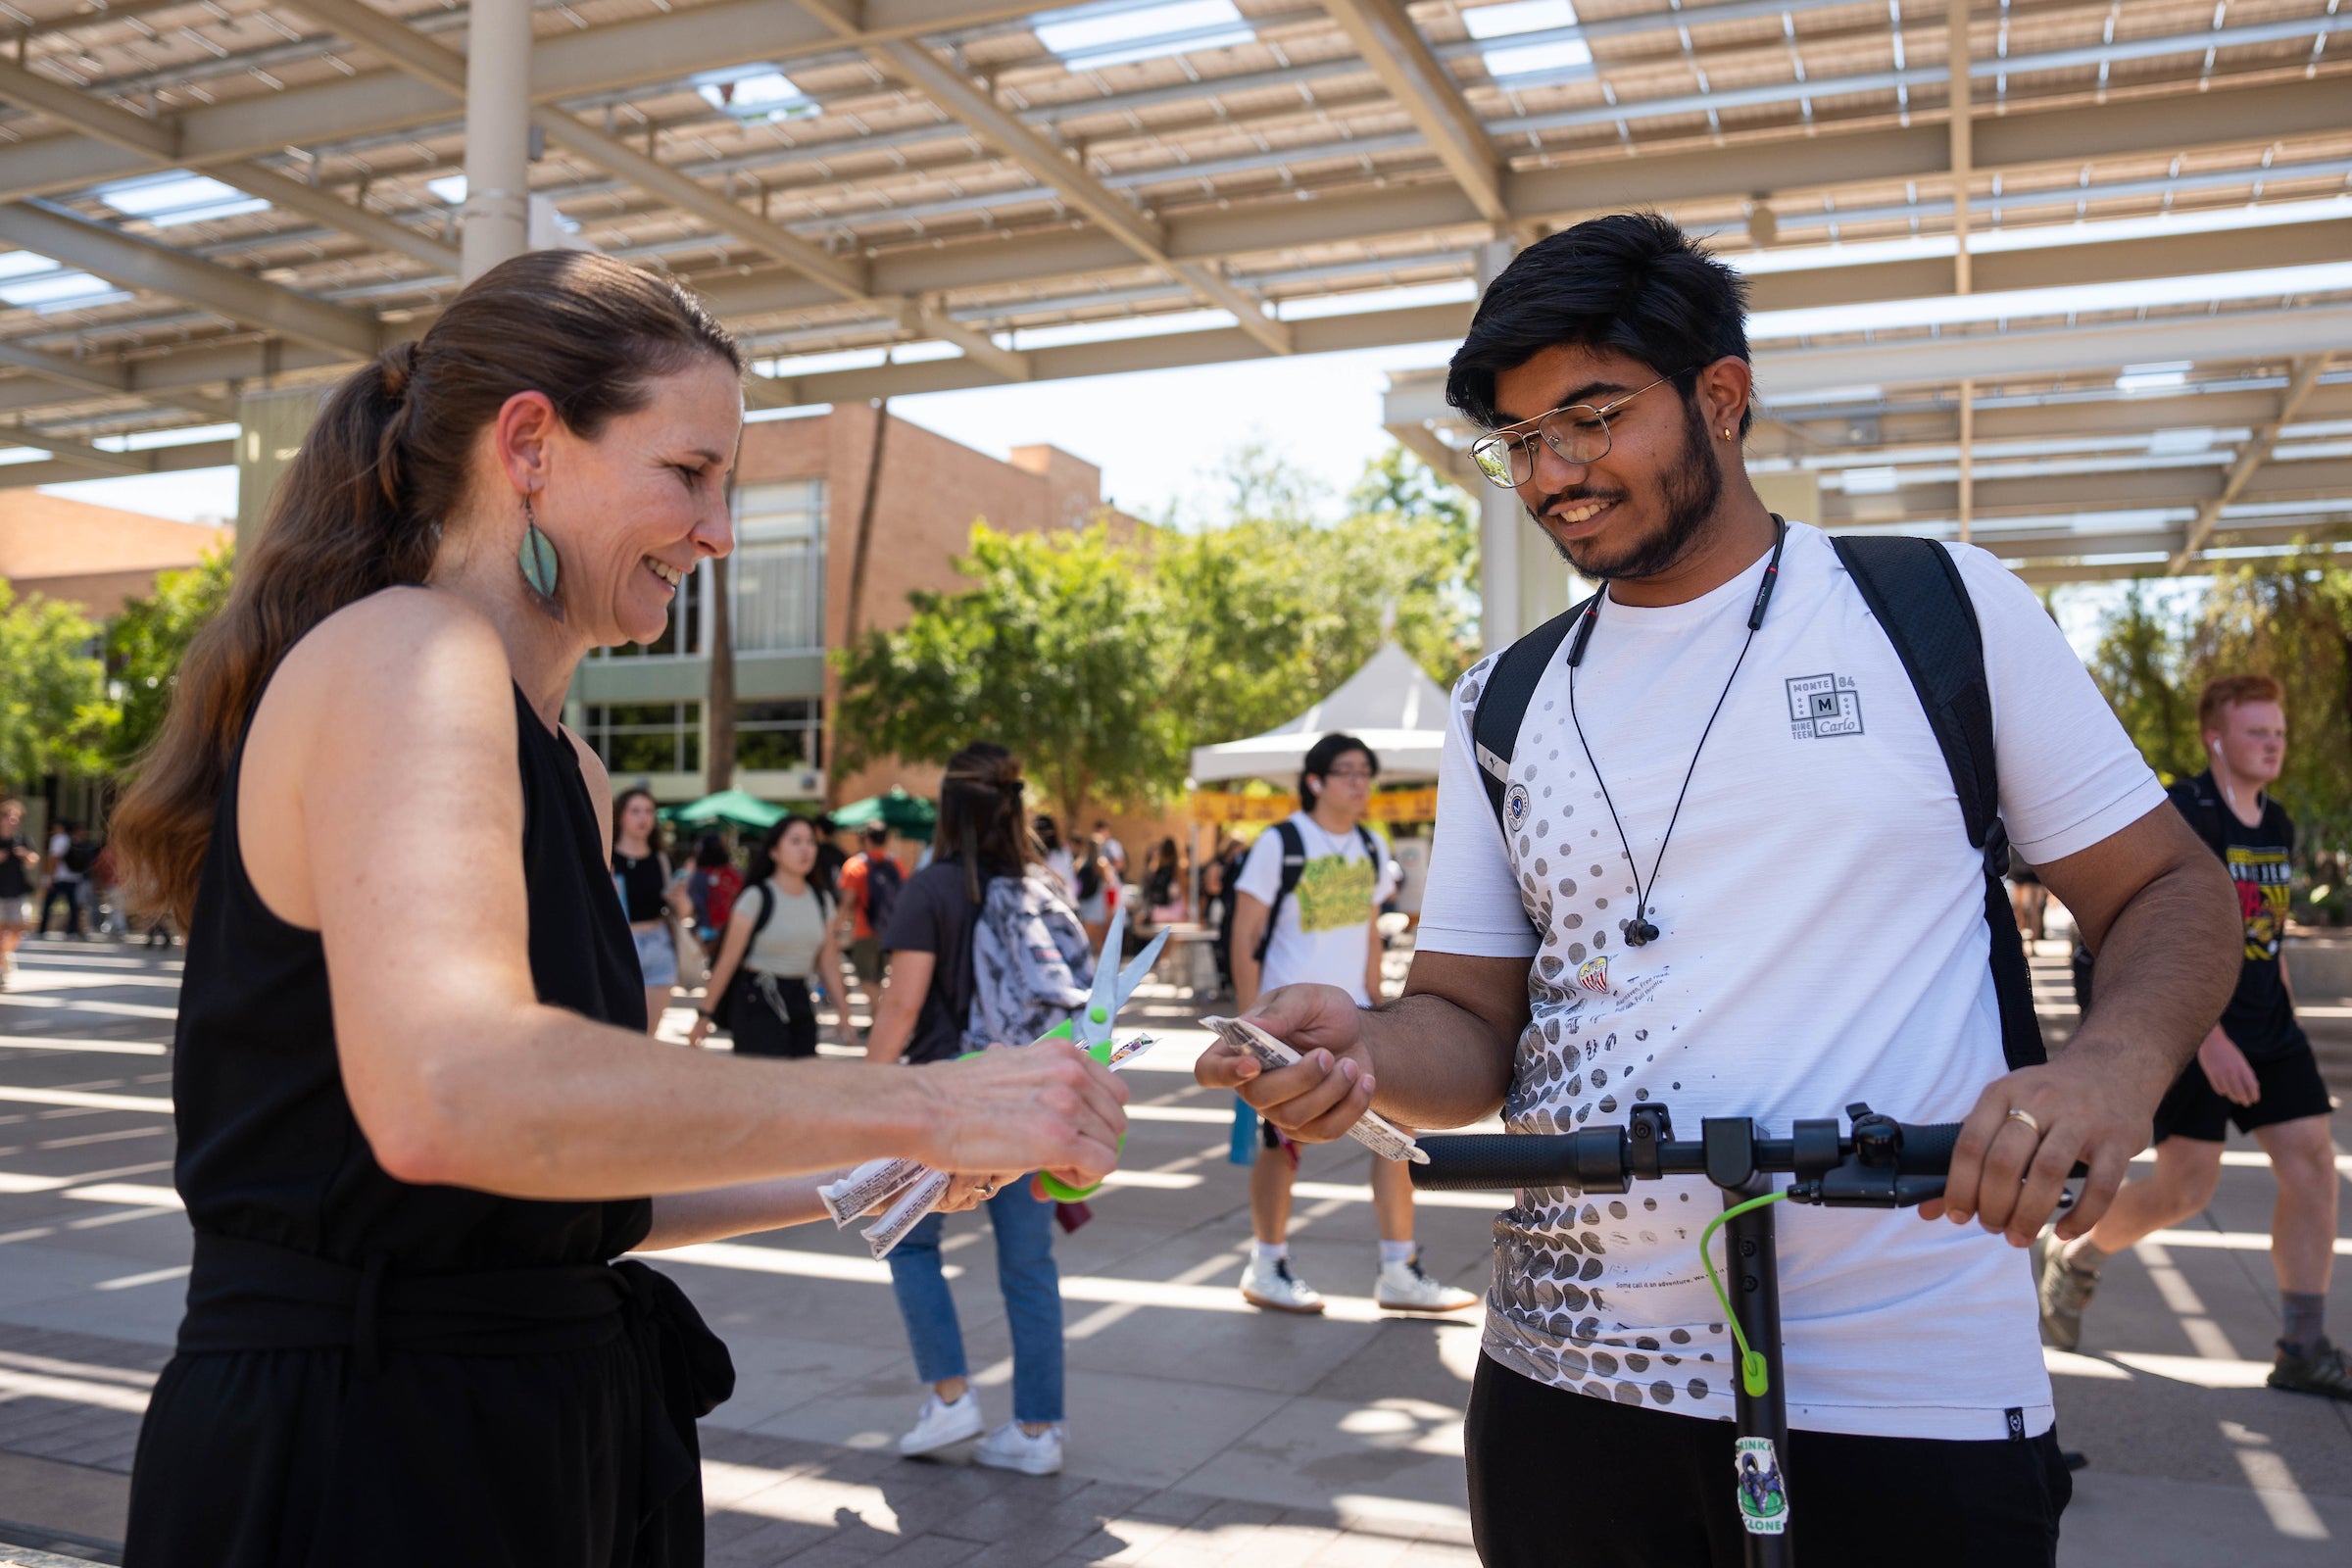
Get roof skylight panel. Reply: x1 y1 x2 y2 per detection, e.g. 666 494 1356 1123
92 171 270 227
691 65 818 123
1463 0 1593 79
1033 0 1257 72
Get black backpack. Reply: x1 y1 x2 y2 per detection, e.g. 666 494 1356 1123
1469 534 2044 1073
1253 818 1386 963
862 852 904 935
2077 773 2230 1009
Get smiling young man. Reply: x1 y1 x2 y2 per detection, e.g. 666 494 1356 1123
1197 214 2241 1565
2040 674 2348 1398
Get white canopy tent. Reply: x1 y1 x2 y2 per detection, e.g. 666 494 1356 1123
1190 643 1453 785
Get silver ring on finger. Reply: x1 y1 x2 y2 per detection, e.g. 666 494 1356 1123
2005 1107 2043 1137
975 1180 998 1198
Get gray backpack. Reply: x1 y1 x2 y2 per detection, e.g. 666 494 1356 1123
964 871 1096 1052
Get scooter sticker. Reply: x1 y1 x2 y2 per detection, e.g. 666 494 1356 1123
1735 1437 1788 1536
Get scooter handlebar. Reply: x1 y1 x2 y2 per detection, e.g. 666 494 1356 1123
1407 1119 1980 1195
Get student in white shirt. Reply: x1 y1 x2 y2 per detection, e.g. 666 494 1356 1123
1197 213 2240 1566
1228 734 1478 1316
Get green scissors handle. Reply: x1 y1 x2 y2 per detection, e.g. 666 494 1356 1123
956 1038 1123 1202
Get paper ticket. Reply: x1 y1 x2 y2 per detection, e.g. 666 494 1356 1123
819 1156 929 1228
853 1034 1164 1257
861 1169 951 1259
1202 1015 1427 1164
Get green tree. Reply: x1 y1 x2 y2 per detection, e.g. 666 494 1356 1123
2086 582 2202 784
106 542 235 769
832 521 1182 827
0 581 117 791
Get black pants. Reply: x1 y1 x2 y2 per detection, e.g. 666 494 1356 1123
39 880 82 935
731 972 817 1058
1466 1354 2070 1567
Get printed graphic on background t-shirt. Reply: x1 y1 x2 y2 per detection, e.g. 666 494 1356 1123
1293 854 1375 933
2227 843 2289 961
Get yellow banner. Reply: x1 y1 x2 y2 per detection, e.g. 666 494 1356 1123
1191 787 1437 826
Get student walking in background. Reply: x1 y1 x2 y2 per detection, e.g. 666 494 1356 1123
612 787 687 1035
685 834 742 956
2040 674 2347 1398
1228 734 1477 1316
691 814 851 1059
0 800 34 987
865 743 1072 1476
839 823 904 1010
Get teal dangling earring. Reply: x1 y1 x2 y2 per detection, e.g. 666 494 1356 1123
517 493 564 622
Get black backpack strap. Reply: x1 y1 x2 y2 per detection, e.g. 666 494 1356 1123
1253 820 1309 963
2166 776 2229 861
1832 534 2044 1071
1471 597 1593 838
750 881 777 939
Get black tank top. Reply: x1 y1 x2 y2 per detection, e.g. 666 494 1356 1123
170 683 651 1270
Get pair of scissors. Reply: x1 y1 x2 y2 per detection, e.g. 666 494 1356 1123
1035 906 1166 1201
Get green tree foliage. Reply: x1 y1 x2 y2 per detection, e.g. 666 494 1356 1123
0 581 116 790
107 542 235 769
832 442 1484 816
832 522 1181 829
2087 551 2352 852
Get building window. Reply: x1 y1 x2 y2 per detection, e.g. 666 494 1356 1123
584 701 702 775
737 699 823 772
594 560 705 659
733 479 825 653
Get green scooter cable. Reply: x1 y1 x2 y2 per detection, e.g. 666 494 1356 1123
1698 1191 1789 1398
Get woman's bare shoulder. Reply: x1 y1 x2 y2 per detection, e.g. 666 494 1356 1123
270 588 511 712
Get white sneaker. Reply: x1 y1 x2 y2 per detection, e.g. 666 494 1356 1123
1239 1252 1326 1314
972 1420 1064 1476
897 1391 984 1456
1375 1251 1480 1313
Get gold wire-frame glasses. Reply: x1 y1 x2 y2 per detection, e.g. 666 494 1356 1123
1468 371 1684 489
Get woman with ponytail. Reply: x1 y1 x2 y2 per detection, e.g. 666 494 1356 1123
110 253 1127 1567
863 744 1073 1475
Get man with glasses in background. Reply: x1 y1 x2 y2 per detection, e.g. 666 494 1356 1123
1227 732 1479 1316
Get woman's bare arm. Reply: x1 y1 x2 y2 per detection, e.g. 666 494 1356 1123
864 950 932 1063
244 591 1125 1200
638 1178 834 1250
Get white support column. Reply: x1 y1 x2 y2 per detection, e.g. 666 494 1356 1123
1473 238 1522 656
461 0 533 281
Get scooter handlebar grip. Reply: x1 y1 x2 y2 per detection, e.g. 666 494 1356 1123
1893 1122 1965 1174
1412 1135 1584 1191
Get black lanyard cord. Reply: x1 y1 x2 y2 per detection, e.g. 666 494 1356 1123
1565 519 1787 950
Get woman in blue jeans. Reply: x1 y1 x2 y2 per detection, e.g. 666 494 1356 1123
863 742 1067 1475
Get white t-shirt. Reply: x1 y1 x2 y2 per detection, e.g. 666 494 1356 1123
47 831 76 883
1419 522 2165 1442
1236 812 1399 1004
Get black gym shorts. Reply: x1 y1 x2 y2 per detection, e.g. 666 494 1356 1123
2152 1035 2334 1143
1465 1353 2071 1567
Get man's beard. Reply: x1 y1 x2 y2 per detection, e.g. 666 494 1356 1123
1541 396 1723 582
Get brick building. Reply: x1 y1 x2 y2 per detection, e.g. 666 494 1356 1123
565 405 1134 808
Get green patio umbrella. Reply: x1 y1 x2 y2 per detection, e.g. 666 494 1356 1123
662 788 786 831
830 787 937 842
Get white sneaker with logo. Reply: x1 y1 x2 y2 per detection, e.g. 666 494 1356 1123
973 1420 1064 1476
1375 1251 1480 1313
1239 1252 1326 1314
897 1391 984 1456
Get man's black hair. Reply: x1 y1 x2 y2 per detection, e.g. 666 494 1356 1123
1298 732 1377 812
1446 213 1752 434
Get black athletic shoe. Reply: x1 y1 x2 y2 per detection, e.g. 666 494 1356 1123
2268 1338 2352 1401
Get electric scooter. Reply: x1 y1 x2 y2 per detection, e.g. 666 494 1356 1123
1412 1104 2078 1568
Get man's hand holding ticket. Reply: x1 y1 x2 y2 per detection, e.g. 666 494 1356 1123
1197 986 1423 1160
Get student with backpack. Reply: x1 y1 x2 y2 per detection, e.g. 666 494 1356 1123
863 742 1074 1476
839 823 904 1005
1227 733 1479 1317
1195 215 2243 1565
690 814 848 1058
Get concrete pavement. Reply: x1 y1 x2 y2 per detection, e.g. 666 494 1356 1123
0 936 2344 1565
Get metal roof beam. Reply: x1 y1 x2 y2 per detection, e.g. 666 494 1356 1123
852 29 1293 354
285 0 873 301
1318 0 1504 224
0 435 237 490
2168 357 2334 573
0 336 237 423
0 57 460 274
0 202 379 358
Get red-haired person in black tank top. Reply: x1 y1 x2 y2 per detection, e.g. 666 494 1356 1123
106 253 1128 1568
